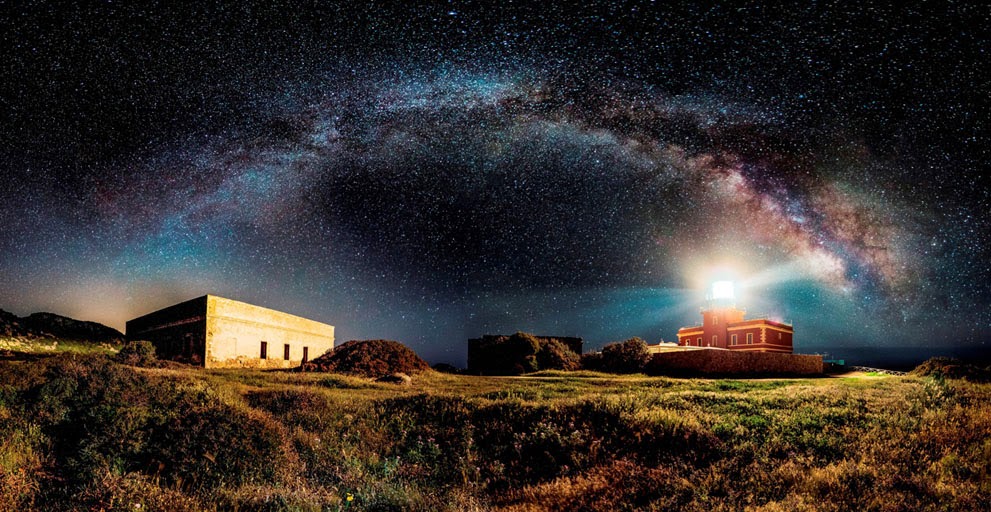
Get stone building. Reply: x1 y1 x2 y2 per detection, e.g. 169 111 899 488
126 295 335 368
676 306 793 353
675 282 793 353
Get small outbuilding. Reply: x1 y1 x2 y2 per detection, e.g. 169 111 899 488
126 295 334 368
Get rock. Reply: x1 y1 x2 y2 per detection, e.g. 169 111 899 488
375 372 412 385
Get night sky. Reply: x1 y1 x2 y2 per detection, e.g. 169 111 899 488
2 2 989 365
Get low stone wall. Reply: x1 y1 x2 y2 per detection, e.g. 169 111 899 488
647 349 823 376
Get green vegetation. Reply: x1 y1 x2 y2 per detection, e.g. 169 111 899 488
588 337 651 374
114 340 158 367
0 337 118 357
468 332 580 375
0 355 989 510
912 357 991 382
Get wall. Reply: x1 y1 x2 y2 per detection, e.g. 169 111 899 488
726 322 793 353
702 307 746 349
647 348 823 376
205 296 335 369
125 296 208 364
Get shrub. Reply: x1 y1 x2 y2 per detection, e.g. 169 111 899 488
303 339 429 377
144 401 291 491
599 338 650 374
376 394 477 487
505 332 541 374
115 341 157 367
536 338 581 372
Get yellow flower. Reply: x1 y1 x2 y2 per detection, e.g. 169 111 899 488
346 493 354 502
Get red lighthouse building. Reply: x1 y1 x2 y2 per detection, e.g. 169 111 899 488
676 281 793 353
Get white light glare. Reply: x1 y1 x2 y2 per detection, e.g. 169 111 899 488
712 280 735 300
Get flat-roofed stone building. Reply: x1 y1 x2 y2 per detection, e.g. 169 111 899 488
126 295 334 368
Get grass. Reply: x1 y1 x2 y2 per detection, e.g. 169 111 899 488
0 354 989 510
0 337 118 356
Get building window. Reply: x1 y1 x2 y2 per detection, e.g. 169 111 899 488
260 341 268 359
746 333 753 344
731 334 738 345
302 347 309 364
778 332 782 340
284 344 291 360
712 335 717 346
697 337 702 346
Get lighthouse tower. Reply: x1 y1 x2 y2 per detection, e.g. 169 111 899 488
698 281 745 348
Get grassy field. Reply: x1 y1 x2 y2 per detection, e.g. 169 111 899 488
1 355 989 511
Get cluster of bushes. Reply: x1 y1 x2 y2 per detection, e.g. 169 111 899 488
581 337 651 374
466 333 660 376
467 334 657 376
468 332 581 375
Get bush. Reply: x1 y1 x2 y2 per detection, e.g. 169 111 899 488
144 400 291 491
115 341 157 367
912 357 991 382
303 339 429 377
599 338 650 374
469 332 583 375
467 332 540 375
537 338 581 371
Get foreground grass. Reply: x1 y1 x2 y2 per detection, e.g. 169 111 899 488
1 356 989 511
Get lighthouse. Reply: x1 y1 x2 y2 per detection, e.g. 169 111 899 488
676 281 794 353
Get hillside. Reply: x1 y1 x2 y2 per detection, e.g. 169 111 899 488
0 355 988 510
0 309 123 342
0 309 123 356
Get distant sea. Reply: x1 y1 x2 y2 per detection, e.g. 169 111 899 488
800 345 991 371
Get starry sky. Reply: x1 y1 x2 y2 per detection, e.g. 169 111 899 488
2 2 989 365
